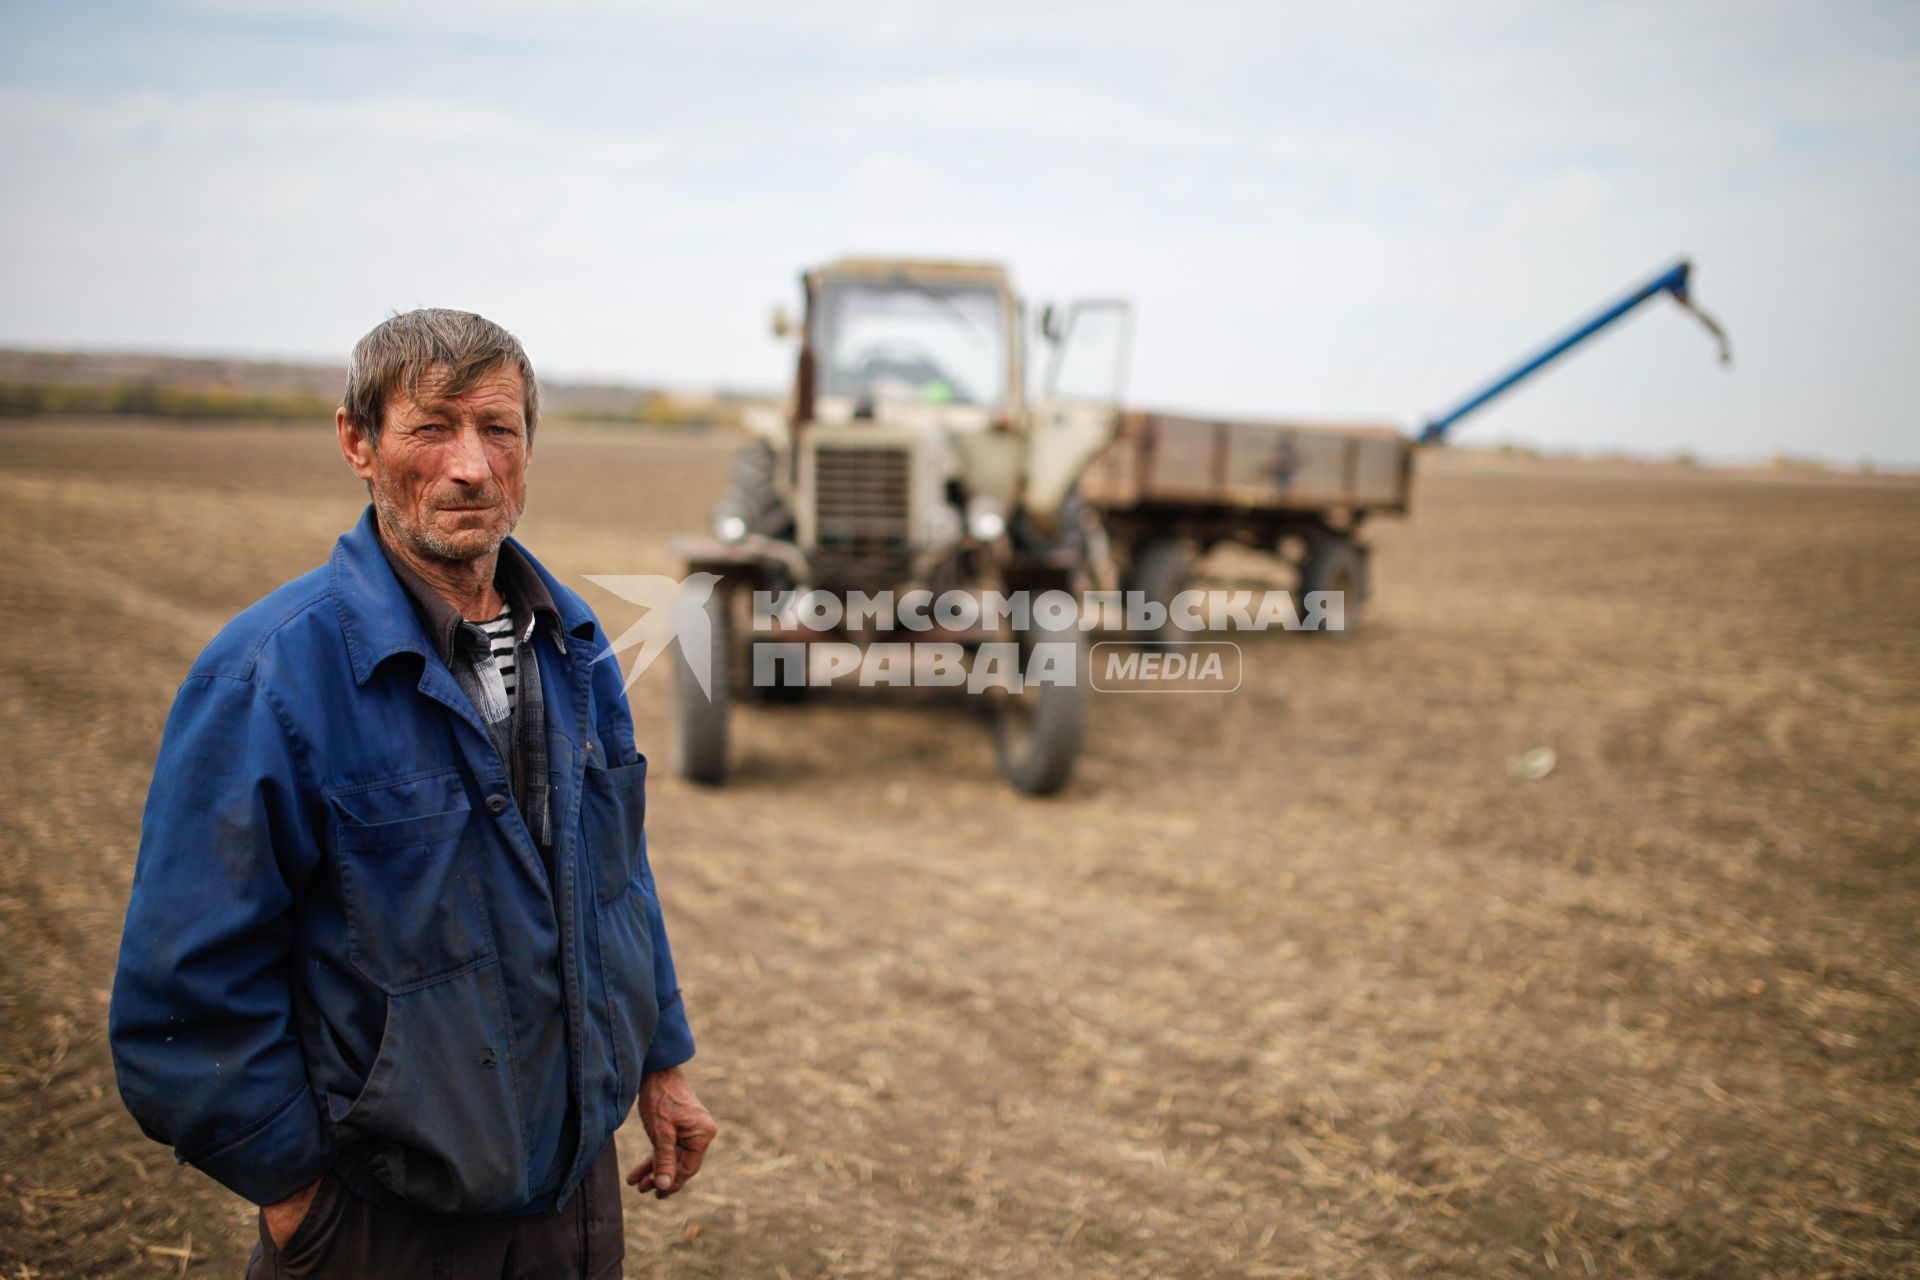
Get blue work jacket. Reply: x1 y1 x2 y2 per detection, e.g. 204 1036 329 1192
109 507 693 1216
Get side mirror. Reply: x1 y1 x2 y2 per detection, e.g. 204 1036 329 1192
1039 303 1061 343
771 304 793 339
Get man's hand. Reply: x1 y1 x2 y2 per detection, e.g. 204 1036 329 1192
625 1067 717 1200
262 1177 323 1249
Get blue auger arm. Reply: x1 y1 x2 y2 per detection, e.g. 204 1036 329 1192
1417 259 1730 445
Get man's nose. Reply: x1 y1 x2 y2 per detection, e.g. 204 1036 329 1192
445 425 491 485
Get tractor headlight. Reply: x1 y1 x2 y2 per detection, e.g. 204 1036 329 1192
966 496 1006 543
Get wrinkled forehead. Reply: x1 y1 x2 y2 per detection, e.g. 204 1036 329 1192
393 362 527 418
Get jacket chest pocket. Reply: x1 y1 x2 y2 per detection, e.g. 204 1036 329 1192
333 788 493 993
580 757 648 908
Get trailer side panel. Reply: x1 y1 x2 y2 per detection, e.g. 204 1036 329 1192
1083 411 1412 515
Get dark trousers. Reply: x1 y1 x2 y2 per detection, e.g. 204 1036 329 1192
244 1141 624 1280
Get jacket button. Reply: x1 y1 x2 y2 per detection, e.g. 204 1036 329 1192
484 793 510 816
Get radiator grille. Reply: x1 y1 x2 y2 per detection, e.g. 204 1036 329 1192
810 443 912 584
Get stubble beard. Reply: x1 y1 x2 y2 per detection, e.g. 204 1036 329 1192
369 461 525 565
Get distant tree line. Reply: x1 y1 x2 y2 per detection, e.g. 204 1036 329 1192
574 392 738 428
0 379 339 421
0 379 754 429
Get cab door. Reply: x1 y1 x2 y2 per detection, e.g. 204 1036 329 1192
1026 299 1133 530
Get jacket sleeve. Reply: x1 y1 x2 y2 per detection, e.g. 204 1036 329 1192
638 836 696 1074
109 673 334 1206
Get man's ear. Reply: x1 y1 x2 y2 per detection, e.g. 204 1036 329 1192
337 407 377 483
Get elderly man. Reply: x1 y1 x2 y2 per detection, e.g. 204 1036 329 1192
110 309 715 1279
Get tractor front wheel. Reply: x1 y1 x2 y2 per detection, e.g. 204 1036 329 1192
676 588 732 784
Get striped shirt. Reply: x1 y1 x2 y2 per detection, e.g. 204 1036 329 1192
477 606 518 703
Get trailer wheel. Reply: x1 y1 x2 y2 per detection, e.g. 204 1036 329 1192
676 588 732 784
1126 537 1191 647
1299 537 1367 636
992 632 1087 796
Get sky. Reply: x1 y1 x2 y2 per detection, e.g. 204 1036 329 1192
1 0 1916 464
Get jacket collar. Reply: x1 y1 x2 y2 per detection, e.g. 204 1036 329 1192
378 529 567 666
331 505 599 686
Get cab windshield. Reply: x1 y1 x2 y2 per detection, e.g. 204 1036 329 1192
814 279 1007 407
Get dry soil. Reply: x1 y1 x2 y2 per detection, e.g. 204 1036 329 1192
1 420 1915 1278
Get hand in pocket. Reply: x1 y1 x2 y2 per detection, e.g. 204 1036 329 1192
264 1177 324 1249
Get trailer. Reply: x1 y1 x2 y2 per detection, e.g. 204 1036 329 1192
1080 412 1412 635
1084 259 1730 637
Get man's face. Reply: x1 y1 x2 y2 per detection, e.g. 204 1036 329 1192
338 364 533 563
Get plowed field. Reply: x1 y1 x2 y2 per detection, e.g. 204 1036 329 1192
2 420 1915 1277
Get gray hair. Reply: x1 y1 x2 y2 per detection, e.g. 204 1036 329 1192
341 308 540 443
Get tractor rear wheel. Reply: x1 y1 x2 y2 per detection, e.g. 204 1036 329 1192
1125 536 1192 647
714 439 794 540
992 631 1088 796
